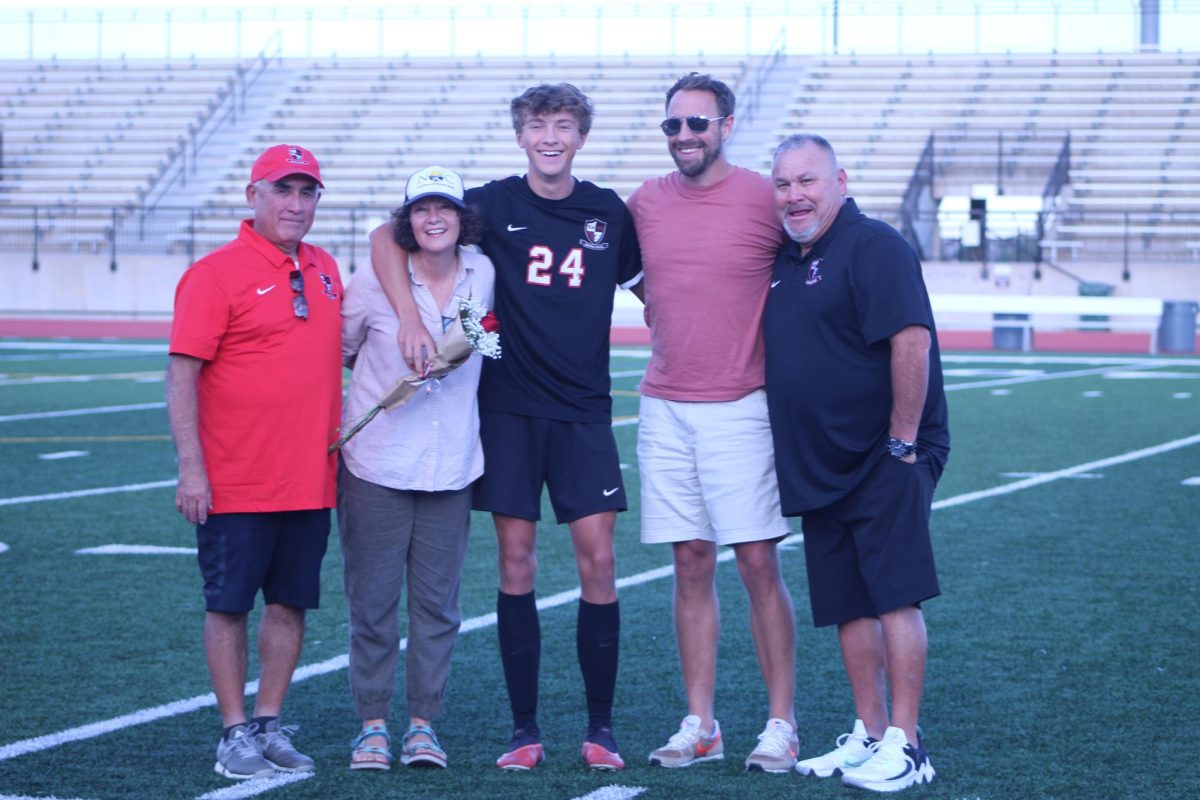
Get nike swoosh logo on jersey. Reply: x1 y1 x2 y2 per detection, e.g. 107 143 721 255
770 280 782 288
602 487 620 497
257 285 276 295
507 224 527 232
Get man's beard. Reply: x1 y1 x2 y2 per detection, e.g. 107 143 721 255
783 215 820 245
672 139 722 178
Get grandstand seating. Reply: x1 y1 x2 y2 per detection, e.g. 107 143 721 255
1 53 1195 268
161 57 744 251
220 57 744 201
771 53 1200 263
0 60 239 206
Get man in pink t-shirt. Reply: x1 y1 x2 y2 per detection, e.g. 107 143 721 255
627 73 800 774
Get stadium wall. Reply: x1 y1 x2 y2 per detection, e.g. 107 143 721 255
4 253 1198 320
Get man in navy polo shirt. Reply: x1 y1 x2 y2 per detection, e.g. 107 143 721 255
762 133 949 794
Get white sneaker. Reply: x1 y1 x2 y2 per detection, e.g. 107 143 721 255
794 718 876 778
744 718 798 773
840 726 935 793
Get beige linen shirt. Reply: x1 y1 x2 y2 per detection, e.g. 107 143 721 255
340 245 496 491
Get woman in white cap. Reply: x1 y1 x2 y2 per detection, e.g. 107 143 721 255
338 166 494 771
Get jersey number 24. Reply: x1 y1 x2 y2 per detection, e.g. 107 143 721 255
527 246 585 288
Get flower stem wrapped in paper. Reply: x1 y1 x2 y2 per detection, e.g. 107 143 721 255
330 296 500 452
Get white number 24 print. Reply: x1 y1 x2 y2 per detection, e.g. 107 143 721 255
526 245 585 288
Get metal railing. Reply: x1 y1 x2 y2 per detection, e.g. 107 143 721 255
1042 133 1072 202
737 27 788 130
899 133 935 260
140 32 284 216
1 203 394 273
3 203 1198 274
4 3 1198 60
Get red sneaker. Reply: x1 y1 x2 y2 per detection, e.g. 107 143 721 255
582 741 625 771
496 743 545 770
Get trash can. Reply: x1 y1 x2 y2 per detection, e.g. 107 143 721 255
1078 281 1114 329
1159 300 1199 354
993 313 1028 351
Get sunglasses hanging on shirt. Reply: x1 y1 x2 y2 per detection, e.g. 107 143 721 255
289 269 309 320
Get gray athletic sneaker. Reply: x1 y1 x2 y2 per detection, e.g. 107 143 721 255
255 720 315 772
215 723 275 780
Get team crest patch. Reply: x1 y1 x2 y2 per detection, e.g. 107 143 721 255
287 147 309 165
806 258 824 286
318 273 338 300
580 218 610 250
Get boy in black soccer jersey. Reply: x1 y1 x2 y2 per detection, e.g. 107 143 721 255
368 84 643 771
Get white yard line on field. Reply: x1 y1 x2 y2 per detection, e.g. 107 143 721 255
0 371 164 387
37 451 89 461
76 544 197 555
1001 471 1104 480
0 402 166 423
0 480 177 508
570 787 648 800
1105 371 1200 380
3 432 1198 770
943 360 1167 391
940 354 1200 366
0 342 164 353
932 432 1200 511
193 773 313 800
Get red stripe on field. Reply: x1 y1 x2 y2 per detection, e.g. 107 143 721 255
0 319 171 339
939 329 1196 353
2 318 1193 354
611 326 650 346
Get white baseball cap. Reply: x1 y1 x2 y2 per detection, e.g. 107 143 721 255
404 166 465 208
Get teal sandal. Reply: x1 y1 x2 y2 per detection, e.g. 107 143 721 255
350 724 393 771
400 724 447 769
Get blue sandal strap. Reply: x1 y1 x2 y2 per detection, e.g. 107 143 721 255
402 724 440 748
351 725 391 747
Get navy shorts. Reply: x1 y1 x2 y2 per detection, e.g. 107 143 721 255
473 410 626 524
197 510 331 613
801 453 940 628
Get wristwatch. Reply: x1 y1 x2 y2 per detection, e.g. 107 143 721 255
886 436 917 460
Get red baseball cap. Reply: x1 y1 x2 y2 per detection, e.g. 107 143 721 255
250 144 324 188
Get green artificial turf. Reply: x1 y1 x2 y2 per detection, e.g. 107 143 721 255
0 342 1197 799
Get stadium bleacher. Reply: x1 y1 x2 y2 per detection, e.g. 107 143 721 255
0 52 1196 320
0 59 240 206
771 52 1200 264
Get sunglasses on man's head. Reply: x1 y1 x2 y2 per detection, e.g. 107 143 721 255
289 269 309 320
659 115 728 136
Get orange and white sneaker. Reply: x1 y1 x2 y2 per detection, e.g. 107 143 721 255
496 743 545 771
582 725 625 771
648 715 724 768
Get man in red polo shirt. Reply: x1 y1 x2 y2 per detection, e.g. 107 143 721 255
166 144 342 780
